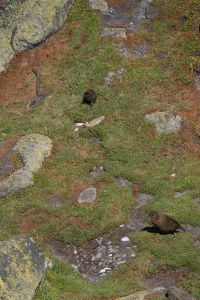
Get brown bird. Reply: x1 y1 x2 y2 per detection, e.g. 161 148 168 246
82 89 97 106
149 211 185 234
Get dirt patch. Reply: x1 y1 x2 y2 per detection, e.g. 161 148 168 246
0 138 17 157
62 216 91 230
19 207 57 235
0 21 70 104
19 217 34 234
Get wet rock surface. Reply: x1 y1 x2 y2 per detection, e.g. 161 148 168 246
0 134 52 197
0 0 75 72
0 235 46 300
102 0 155 32
145 112 182 134
49 233 136 282
49 189 154 282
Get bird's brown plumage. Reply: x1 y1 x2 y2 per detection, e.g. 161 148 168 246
149 211 185 234
82 89 97 106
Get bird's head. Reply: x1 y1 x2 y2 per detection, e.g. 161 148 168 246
149 211 159 220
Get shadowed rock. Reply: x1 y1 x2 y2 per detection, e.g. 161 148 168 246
48 233 136 282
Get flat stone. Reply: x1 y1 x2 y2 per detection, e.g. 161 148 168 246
145 111 182 134
167 286 196 300
119 42 150 58
174 190 191 198
102 0 155 32
116 177 132 186
135 193 153 209
184 225 200 238
89 0 108 12
47 196 64 208
90 166 105 178
104 68 126 86
102 27 127 39
77 187 97 203
0 235 47 300
85 116 105 128
116 287 166 300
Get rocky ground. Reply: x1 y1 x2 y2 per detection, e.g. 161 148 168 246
0 0 200 299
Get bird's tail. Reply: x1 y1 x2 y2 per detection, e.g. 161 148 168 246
179 225 186 232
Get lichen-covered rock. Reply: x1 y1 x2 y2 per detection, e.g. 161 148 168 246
0 134 52 197
145 111 182 134
167 286 196 300
77 187 97 203
102 27 127 39
0 0 74 72
0 235 46 300
88 0 108 12
13 133 52 172
0 168 33 197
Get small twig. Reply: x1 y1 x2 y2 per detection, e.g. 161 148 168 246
10 26 17 54
32 68 41 96
27 68 52 108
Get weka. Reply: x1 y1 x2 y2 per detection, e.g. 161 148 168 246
82 89 97 106
149 211 185 234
